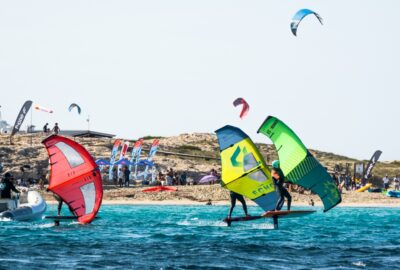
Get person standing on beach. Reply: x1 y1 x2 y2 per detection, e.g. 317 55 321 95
271 160 292 211
345 175 352 190
228 191 249 219
332 173 339 186
52 123 60 135
179 172 187 185
166 168 174 185
118 168 123 188
383 175 390 190
124 166 130 187
394 176 400 191
112 168 118 186
43 123 49 133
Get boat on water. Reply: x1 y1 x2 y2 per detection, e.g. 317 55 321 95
0 190 47 221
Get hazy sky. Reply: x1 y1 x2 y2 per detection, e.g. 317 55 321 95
0 1 399 161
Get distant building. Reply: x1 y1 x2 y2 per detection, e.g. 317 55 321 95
28 129 115 139
0 120 11 134
59 130 116 139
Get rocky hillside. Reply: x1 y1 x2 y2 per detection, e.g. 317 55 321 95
0 133 398 182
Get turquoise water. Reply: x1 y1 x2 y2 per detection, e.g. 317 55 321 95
0 205 399 269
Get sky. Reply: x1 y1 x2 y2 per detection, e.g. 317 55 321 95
0 0 399 161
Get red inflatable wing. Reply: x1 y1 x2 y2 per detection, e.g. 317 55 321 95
43 135 103 224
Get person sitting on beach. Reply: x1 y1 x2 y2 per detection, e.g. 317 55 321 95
271 160 292 211
0 172 20 199
228 191 249 219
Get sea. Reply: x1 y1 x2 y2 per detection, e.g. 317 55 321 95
0 205 399 270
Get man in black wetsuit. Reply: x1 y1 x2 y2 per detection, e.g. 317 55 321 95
271 160 292 211
0 172 20 199
228 191 250 219
54 194 63 216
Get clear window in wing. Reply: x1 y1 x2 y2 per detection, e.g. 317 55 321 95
248 170 267 183
244 153 258 171
55 142 85 168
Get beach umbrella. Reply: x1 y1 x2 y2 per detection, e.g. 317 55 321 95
198 175 218 185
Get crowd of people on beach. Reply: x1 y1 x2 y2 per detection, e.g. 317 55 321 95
262 171 400 196
330 173 400 192
156 168 187 186
106 165 221 188
2 160 398 193
384 175 400 191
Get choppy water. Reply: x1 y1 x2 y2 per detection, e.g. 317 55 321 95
0 205 399 270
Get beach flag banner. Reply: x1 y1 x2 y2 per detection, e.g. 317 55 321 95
142 139 160 180
117 141 130 178
11 100 33 137
108 139 122 181
129 139 144 179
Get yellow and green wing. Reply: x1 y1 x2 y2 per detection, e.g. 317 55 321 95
258 116 341 212
216 125 278 211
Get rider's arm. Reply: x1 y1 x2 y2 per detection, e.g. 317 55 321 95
11 184 20 193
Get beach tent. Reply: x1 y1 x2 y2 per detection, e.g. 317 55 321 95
96 159 111 166
136 160 155 167
114 158 132 166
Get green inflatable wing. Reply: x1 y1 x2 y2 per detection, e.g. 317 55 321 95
258 116 341 212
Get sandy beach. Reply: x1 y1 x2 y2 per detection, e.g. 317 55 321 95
41 184 400 208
